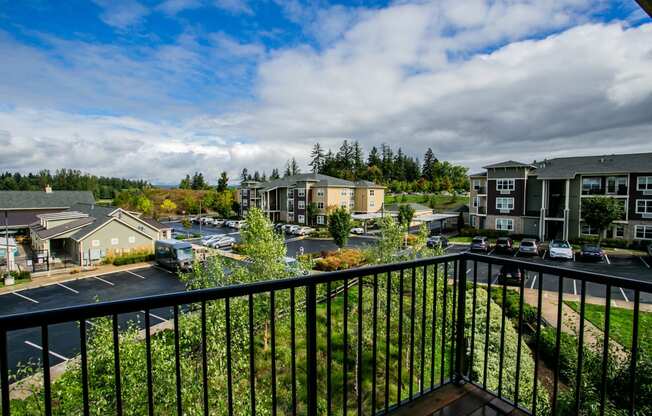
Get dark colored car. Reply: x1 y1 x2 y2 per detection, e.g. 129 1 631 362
470 236 490 253
494 237 514 253
427 235 449 249
648 244 652 258
579 244 604 262
498 264 523 285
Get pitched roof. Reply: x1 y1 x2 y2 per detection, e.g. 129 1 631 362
0 191 95 209
469 172 487 178
141 217 170 230
384 202 433 213
482 160 533 169
534 152 652 179
257 173 383 190
31 217 96 239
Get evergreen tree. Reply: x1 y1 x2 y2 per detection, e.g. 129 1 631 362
191 172 208 190
261 172 267 182
270 168 280 180
422 148 437 181
179 174 191 189
352 141 364 178
367 146 381 168
309 143 325 173
253 171 261 182
290 158 300 176
217 172 229 192
284 162 292 177
240 168 249 182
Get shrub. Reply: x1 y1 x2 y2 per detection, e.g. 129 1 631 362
314 249 365 271
9 270 31 281
112 250 154 266
489 287 537 328
311 228 331 238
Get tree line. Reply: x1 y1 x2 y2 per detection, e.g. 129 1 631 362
0 169 149 199
238 141 469 193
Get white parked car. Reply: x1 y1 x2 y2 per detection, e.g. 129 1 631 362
350 227 364 235
287 225 301 234
548 240 574 260
201 235 222 246
232 220 246 229
211 236 236 248
295 226 314 236
225 220 235 228
212 219 225 226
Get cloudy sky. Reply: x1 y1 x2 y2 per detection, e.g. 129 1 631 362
1 0 651 184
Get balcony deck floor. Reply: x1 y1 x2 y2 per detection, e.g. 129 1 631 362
390 383 528 416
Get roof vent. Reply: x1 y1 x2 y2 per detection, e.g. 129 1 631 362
44 185 52 193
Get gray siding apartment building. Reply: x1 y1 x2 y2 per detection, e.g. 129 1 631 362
469 153 652 243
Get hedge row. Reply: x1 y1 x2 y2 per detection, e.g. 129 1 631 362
570 236 651 251
112 252 155 266
314 249 366 271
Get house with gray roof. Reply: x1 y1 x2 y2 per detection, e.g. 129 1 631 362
0 187 96 231
469 152 652 244
29 203 172 266
238 173 385 225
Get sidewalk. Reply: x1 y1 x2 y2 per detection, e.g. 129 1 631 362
0 261 163 295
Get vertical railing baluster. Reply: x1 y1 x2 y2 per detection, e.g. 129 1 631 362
174 305 182 416
498 277 507 398
326 282 332 416
112 314 123 416
454 258 467 384
372 274 378 413
145 311 154 416
532 271 543 415
42 325 52 416
419 265 427 394
574 280 587 414
440 262 448 386
80 319 90 416
201 302 209 416
343 278 349 415
225 298 234 416
514 267 526 405
430 263 438 389
357 277 363 416
0 329 8 416
397 269 404 404
629 290 640 416
248 294 256 416
270 291 277 416
551 276 564 415
450 260 458 382
409 267 416 399
482 263 492 389
384 271 391 414
306 284 318 416
290 287 297 416
469 261 478 380
599 284 612 416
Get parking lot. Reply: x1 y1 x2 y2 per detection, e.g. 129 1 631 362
0 266 185 377
444 244 652 305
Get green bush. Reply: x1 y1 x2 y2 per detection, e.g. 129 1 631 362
112 252 154 266
489 287 537 328
9 270 31 281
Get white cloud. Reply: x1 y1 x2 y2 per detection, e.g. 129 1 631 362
93 0 150 29
213 0 253 16
156 0 203 15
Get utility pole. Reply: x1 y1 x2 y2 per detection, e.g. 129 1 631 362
198 199 202 237
3 210 10 277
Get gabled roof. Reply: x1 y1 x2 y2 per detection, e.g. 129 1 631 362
257 173 383 191
482 160 533 169
469 172 487 178
534 152 652 180
0 191 95 209
141 217 171 230
31 217 95 240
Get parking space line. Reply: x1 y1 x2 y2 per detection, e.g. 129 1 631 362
24 341 70 361
153 265 173 274
612 300 618 308
640 257 650 269
466 268 472 275
530 274 537 290
56 282 79 294
126 270 147 279
619 287 630 303
513 251 519 258
573 280 577 296
142 311 167 323
492 275 499 284
85 320 97 327
542 250 547 259
12 291 39 304
93 276 115 286
604 254 611 265
488 249 495 256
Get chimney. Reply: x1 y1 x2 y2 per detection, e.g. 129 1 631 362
44 185 52 193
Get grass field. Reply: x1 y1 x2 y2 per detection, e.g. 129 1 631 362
565 301 652 355
384 193 467 211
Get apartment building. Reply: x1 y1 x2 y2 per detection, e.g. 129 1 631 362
469 153 652 243
238 173 385 225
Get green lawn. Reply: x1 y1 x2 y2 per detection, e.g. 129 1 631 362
565 301 652 355
384 193 467 211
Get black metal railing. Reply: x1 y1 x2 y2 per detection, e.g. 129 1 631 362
1 252 651 415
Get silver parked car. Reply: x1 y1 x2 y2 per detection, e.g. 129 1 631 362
518 238 540 256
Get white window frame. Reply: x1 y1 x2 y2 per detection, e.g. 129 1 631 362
636 199 652 215
581 223 598 236
297 188 306 197
369 190 375 196
91 239 100 247
635 225 652 240
606 176 627 194
128 236 136 244
316 215 325 225
317 202 324 209
637 176 652 192
341 190 348 197
370 200 375 207
495 218 513 231
496 197 514 211
298 215 305 224
349 200 355 209
615 224 625 238
288 213 294 222
111 238 119 245
340 201 347 208
496 179 515 192
316 189 325 197
470 216 476 227
349 189 355 197
298 201 305 209
472 196 479 208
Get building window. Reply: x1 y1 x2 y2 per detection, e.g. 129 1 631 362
128 236 136 244
496 179 515 192
582 177 602 195
369 190 375 196
370 200 375 207
341 190 348 197
92 240 100 247
473 196 479 208
298 215 305 224
349 189 355 197
472 179 483 190
615 224 625 238
470 216 476 227
496 197 514 211
636 200 652 215
288 213 294 222
637 176 652 192
297 189 305 197
111 238 119 245
581 223 598 236
243 199 248 206
317 215 325 225
349 201 355 209
317 189 324 197
340 202 347 208
607 176 627 194
495 218 513 231
242 189 248 196
635 225 652 240
298 201 305 209
317 202 324 209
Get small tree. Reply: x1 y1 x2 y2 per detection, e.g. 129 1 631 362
160 198 177 214
374 215 404 263
397 204 416 229
581 197 624 242
240 208 288 280
217 172 229 192
328 207 352 249
306 202 318 226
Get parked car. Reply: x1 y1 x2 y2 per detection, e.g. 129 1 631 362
647 244 652 258
494 237 514 254
295 226 315 236
498 264 523 285
579 244 605 262
212 219 225 226
427 235 449 249
548 240 574 260
518 238 539 256
350 227 365 235
470 236 490 253
287 225 301 234
274 223 285 233
211 236 236 248
201 235 222 246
